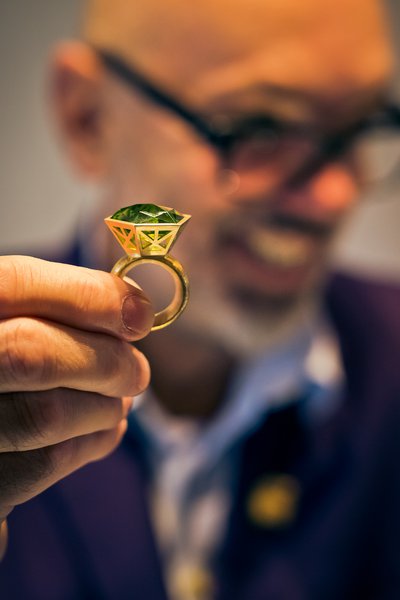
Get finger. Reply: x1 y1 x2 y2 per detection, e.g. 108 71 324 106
0 520 7 561
0 420 128 508
0 256 154 341
0 389 133 452
0 317 151 396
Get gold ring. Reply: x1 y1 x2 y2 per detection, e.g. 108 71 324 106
105 203 191 331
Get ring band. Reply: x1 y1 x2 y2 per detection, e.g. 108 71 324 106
111 253 189 331
105 203 191 332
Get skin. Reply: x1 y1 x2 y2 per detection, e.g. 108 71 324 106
0 0 394 557
0 257 154 558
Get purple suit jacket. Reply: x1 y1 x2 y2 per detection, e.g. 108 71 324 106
1 269 400 599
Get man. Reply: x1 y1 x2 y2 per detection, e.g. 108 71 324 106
1 0 400 598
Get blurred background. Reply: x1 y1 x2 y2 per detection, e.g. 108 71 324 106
0 0 399 278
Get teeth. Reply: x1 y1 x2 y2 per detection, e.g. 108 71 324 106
247 228 312 268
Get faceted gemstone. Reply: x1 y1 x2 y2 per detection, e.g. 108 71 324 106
111 203 184 224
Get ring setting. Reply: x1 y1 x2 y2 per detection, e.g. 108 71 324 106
105 203 191 331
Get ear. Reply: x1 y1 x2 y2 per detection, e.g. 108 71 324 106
49 41 108 181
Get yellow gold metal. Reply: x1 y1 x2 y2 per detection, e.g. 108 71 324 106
104 212 191 258
111 253 189 330
105 205 191 331
247 474 300 528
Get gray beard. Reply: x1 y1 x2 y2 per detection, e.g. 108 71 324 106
174 273 320 361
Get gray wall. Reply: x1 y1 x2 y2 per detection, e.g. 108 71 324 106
0 0 83 253
0 0 399 280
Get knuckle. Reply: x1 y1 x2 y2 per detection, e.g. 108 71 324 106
99 432 122 460
134 350 151 394
76 270 135 338
94 394 125 426
90 427 124 463
0 446 55 506
74 270 118 321
0 392 63 451
45 437 76 472
29 445 57 480
0 392 42 450
0 256 36 312
121 347 143 397
0 319 55 387
114 397 128 422
0 259 17 309
100 338 132 394
98 338 146 397
74 274 101 312
47 434 98 473
15 393 65 448
1 321 35 384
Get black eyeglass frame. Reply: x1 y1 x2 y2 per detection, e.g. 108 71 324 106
96 48 400 182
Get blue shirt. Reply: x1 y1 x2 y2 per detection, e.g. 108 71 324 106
129 317 344 600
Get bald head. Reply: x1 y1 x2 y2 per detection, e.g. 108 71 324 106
80 0 395 117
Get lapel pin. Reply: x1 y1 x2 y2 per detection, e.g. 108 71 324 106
247 474 300 528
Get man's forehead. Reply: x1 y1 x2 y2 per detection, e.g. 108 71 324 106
84 0 393 110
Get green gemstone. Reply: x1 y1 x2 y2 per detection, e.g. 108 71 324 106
111 203 184 224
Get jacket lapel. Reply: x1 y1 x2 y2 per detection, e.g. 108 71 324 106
215 398 354 600
46 433 168 600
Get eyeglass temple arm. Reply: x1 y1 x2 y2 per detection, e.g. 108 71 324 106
96 49 226 148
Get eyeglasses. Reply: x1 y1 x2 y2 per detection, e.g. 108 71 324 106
96 48 400 190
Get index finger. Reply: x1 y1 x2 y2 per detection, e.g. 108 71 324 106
0 256 154 341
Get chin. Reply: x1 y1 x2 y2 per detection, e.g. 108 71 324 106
176 269 321 360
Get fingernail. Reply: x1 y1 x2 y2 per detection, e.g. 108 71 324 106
122 293 154 337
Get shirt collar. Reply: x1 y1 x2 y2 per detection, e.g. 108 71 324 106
130 314 344 470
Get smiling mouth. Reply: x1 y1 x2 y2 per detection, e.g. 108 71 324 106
218 213 332 270
246 227 315 268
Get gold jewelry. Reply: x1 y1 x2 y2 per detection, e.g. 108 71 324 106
105 204 191 331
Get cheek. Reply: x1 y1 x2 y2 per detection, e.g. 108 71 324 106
309 163 360 215
162 146 223 213
105 116 225 220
